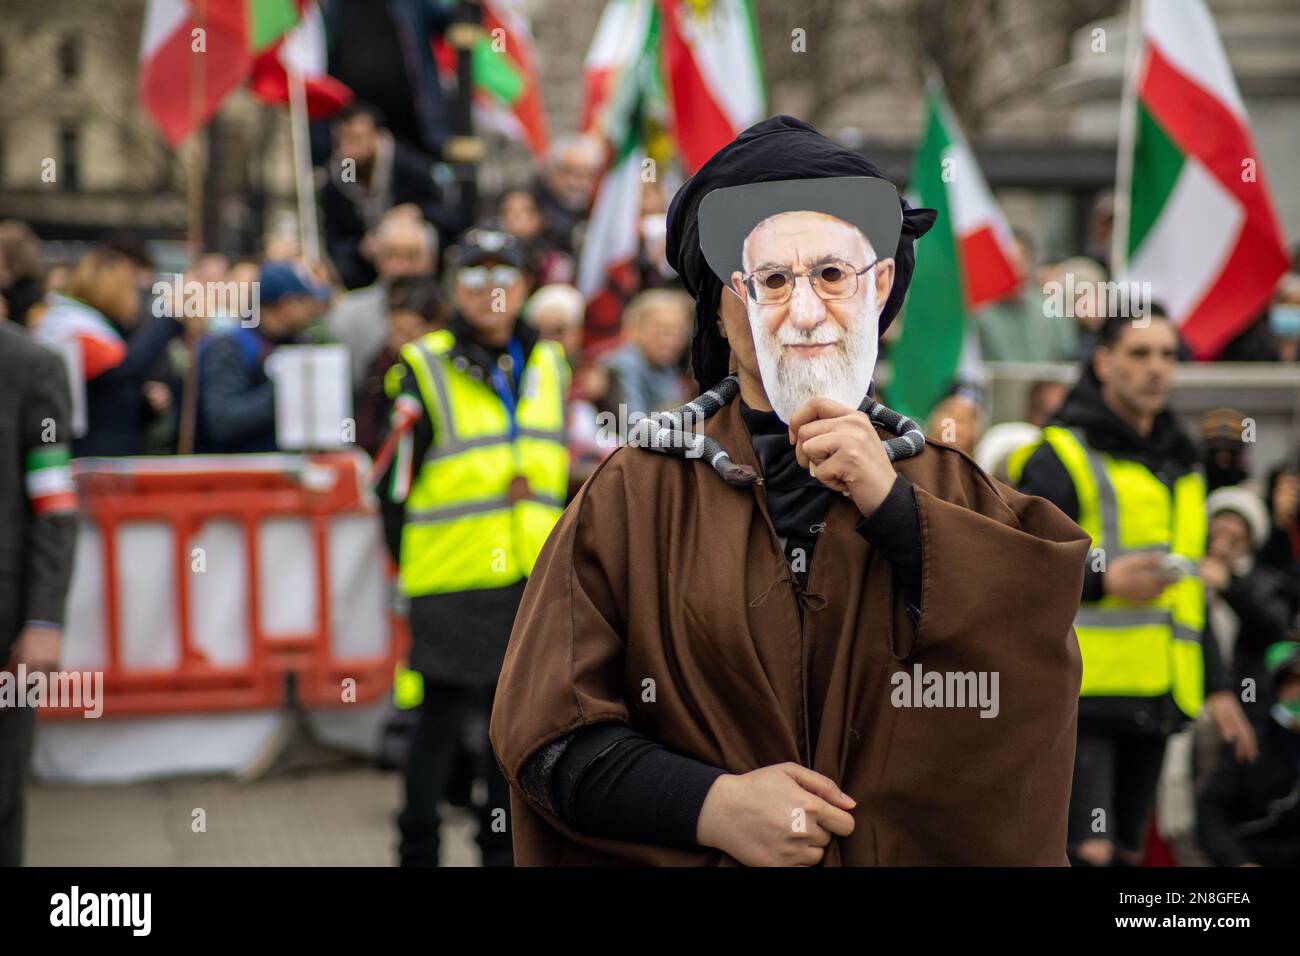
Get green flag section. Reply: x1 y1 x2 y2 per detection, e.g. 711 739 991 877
472 1 549 158
472 36 526 105
889 89 966 423
1126 102 1184 256
576 0 664 352
889 79 1021 421
248 0 300 52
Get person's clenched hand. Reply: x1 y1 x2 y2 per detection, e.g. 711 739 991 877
697 763 856 866
788 397 896 518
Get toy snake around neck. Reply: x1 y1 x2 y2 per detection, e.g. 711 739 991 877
629 375 926 486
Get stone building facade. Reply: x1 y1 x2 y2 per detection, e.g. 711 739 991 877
0 0 1295 260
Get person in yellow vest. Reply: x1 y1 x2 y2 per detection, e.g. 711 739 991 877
1013 308 1255 866
378 228 569 866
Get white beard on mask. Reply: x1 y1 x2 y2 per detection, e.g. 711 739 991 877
748 280 880 423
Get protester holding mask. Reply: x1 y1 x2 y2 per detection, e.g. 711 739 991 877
491 117 1091 867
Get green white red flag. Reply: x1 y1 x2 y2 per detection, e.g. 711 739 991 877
471 0 550 158
578 0 766 351
891 78 1020 421
249 2 353 120
577 0 660 353
431 0 550 158
1115 0 1288 357
139 0 301 145
657 0 765 172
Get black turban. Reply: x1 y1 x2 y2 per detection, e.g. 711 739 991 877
666 115 937 389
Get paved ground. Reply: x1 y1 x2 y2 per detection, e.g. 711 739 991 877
26 750 479 867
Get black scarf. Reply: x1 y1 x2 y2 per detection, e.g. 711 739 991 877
740 402 832 590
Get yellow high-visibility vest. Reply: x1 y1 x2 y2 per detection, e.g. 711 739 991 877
393 662 424 710
396 328 569 597
1019 425 1206 718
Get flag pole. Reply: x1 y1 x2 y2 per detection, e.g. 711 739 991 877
187 0 208 259
179 0 207 455
288 63 321 263
1111 0 1144 278
446 0 484 226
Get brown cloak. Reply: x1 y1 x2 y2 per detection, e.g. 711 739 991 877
490 398 1089 865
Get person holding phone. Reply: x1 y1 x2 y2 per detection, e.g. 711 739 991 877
1015 307 1254 866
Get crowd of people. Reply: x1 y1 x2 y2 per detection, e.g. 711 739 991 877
2 98 1299 868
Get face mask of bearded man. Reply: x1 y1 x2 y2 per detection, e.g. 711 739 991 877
698 176 904 425
733 210 888 423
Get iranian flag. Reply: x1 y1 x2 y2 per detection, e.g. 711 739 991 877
578 0 764 351
578 137 648 352
139 0 301 146
581 0 657 142
1115 0 1288 357
658 0 765 173
577 0 660 354
431 1 549 157
249 1 352 119
474 0 549 157
891 78 1021 421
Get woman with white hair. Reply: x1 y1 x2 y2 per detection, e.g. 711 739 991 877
523 283 613 497
523 283 586 362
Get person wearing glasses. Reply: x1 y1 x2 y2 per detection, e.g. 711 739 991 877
377 227 570 866
490 116 1092 866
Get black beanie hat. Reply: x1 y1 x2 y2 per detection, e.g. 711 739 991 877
666 115 937 389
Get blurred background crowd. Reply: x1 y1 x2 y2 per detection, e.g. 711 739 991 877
1 0 1299 867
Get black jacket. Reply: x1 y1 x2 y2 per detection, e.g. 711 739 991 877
1212 563 1294 715
378 314 543 686
194 328 280 454
1197 716 1300 866
75 315 183 457
1017 366 1228 732
322 0 454 158
319 138 463 290
1260 464 1300 614
531 178 586 256
0 323 78 660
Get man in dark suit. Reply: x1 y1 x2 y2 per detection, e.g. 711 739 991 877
0 321 78 866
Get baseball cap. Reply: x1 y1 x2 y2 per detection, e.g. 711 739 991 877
447 227 531 272
259 261 330 305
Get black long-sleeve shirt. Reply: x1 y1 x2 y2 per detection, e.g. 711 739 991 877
76 314 183 457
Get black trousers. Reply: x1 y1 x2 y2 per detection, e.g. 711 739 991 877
1067 719 1169 859
398 679 513 867
0 700 36 866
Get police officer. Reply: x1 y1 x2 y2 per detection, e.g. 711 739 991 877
378 228 569 866
1014 308 1254 866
